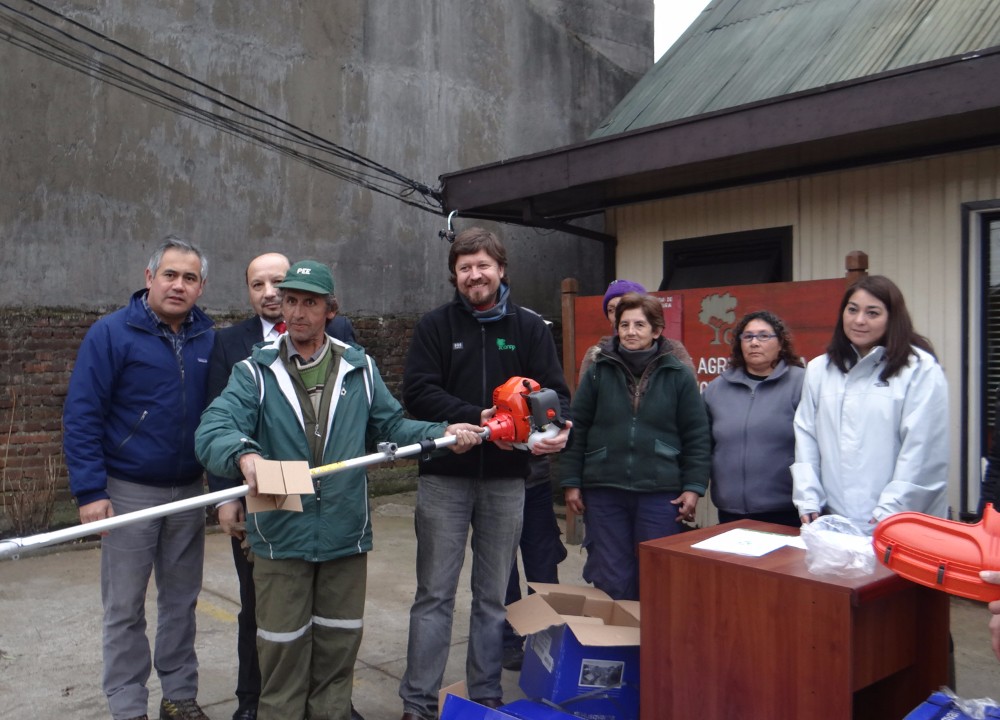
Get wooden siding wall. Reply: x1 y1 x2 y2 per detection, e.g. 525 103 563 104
611 147 1000 517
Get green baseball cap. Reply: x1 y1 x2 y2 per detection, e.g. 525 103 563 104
277 260 335 295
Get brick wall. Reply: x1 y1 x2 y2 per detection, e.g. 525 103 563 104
0 310 91 494
0 308 420 506
0 307 562 512
352 315 420 396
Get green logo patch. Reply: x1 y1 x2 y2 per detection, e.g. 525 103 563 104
496 338 516 352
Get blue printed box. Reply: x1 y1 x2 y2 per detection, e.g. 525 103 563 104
439 695 579 720
506 583 641 720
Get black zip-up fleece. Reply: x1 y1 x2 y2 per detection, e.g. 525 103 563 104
403 291 571 479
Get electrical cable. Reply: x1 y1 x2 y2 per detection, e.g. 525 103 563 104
0 0 444 214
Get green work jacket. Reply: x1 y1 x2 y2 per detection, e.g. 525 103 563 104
196 336 446 562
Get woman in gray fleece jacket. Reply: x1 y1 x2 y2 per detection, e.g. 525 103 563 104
702 310 805 527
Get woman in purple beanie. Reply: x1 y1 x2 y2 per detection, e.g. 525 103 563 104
579 280 693 379
603 279 647 318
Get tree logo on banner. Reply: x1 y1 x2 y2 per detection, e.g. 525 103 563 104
698 293 737 345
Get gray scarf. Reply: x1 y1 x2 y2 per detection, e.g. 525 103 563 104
460 282 511 324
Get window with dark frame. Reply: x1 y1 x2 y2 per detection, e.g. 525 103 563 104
659 227 793 291
982 212 1000 455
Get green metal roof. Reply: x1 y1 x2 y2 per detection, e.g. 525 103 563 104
593 0 1000 137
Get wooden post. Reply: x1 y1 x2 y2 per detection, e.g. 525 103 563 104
845 250 869 285
561 278 579 395
560 277 584 544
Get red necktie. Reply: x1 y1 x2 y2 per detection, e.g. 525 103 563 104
274 321 286 334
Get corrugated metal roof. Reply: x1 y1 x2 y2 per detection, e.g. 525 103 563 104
593 0 1000 138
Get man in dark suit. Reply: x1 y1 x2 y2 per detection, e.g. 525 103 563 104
206 252 360 720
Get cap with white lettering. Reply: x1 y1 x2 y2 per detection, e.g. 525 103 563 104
276 260 334 295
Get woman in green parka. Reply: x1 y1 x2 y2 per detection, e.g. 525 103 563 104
561 292 710 601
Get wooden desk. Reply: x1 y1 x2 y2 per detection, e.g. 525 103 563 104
638 521 949 720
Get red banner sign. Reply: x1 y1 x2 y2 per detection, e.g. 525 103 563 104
573 278 845 390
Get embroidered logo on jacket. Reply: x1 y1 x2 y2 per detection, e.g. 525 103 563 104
496 338 516 352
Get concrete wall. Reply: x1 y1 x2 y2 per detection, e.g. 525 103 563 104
0 0 652 318
0 0 650 509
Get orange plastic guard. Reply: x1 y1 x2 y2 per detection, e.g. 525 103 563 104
873 505 1000 603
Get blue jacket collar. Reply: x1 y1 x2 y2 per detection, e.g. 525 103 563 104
125 289 213 336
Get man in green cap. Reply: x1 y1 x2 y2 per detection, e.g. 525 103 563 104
196 260 484 720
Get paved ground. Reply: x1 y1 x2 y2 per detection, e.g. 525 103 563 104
0 494 997 719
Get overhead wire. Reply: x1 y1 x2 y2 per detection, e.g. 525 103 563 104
0 0 445 214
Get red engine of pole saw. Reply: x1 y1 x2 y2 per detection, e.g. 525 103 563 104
482 376 566 450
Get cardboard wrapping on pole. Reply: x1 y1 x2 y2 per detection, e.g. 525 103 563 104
246 458 314 513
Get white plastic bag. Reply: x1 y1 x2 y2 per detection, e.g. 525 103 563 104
800 514 875 578
908 687 1000 720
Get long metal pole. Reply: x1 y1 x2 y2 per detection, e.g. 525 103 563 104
0 485 249 560
0 434 466 560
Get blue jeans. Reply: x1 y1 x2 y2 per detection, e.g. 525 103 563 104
581 488 681 601
101 477 205 719
399 474 524 718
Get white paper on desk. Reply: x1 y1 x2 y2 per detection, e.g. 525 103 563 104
690 528 795 557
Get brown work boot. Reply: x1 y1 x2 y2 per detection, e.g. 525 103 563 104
159 698 208 720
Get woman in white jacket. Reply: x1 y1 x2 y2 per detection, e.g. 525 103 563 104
792 275 948 528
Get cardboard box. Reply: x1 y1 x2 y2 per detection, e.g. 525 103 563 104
506 583 641 720
439 694 510 720
499 700 582 719
439 680 469 717
246 458 314 513
439 695 578 720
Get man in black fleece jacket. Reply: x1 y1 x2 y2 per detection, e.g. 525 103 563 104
397 227 571 720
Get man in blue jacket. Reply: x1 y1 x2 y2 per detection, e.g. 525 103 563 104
63 238 214 720
398 227 572 720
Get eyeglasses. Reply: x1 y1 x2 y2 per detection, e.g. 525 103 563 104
740 332 778 342
455 262 497 275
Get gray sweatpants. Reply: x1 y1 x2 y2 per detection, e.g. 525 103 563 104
101 477 205 720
